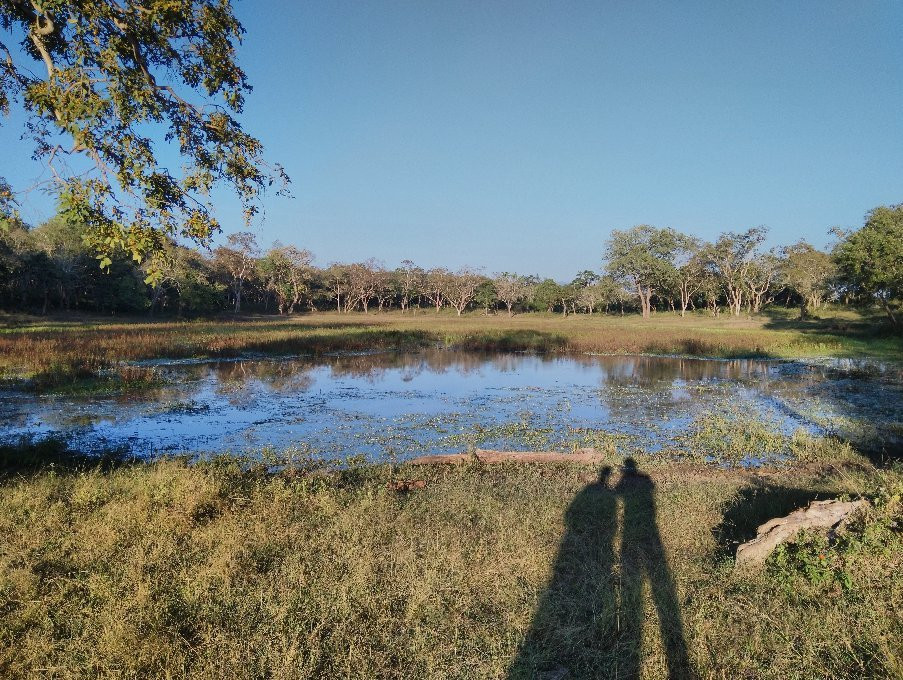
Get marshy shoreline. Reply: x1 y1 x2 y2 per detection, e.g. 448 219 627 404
2 308 900 393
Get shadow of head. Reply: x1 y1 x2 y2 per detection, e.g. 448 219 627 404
598 465 613 487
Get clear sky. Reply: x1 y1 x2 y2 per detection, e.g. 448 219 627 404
2 1 902 279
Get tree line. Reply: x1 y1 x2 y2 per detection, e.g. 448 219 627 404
0 204 900 329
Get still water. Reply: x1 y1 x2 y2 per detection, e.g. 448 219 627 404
1 352 900 462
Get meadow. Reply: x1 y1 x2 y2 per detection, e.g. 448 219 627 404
0 438 900 679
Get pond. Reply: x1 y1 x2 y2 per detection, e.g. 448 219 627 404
1 352 900 464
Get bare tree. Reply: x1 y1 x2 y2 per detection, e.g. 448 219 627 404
347 259 382 313
444 268 484 316
260 244 313 314
397 260 424 313
324 264 349 312
424 268 450 312
494 272 528 315
704 227 767 316
213 232 259 313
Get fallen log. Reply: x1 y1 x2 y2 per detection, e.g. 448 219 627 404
408 448 609 465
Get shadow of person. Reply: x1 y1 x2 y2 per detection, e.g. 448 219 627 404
616 457 693 679
508 467 618 679
509 460 694 679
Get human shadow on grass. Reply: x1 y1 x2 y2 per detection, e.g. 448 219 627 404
509 459 694 679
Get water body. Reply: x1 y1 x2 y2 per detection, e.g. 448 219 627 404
1 352 900 463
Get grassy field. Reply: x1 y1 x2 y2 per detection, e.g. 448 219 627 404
1 307 900 391
0 440 900 679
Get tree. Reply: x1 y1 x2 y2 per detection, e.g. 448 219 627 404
575 282 609 314
0 1 288 280
373 266 395 312
494 272 528 316
571 270 600 288
323 264 349 313
780 241 835 319
213 232 259 313
557 283 578 316
671 235 705 317
474 279 497 314
147 242 221 316
443 268 483 316
531 278 563 313
346 260 381 313
396 260 423 313
604 225 678 318
31 215 92 310
259 244 313 315
424 268 449 312
704 227 767 316
744 252 779 314
833 204 903 329
699 269 722 317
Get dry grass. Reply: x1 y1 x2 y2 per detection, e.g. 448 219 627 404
1 442 900 679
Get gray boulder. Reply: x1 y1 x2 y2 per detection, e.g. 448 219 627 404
735 499 868 568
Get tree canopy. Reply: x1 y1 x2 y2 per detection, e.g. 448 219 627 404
1 203 900 328
0 0 287 282
833 204 903 328
604 225 678 318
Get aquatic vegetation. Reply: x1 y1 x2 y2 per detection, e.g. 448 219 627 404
3 352 897 466
680 410 792 462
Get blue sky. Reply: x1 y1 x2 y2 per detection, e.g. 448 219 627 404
2 1 901 279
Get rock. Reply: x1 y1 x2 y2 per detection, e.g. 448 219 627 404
735 498 868 568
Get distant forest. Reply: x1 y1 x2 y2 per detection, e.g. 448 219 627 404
1 204 900 330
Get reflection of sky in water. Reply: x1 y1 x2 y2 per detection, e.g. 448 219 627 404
0 352 899 461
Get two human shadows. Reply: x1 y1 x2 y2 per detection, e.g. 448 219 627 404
510 458 693 679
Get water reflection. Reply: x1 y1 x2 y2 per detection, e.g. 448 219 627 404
0 351 899 461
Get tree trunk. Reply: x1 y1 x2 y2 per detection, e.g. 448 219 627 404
879 295 899 329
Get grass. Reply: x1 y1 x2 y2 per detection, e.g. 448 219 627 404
0 439 900 678
1 307 900 391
